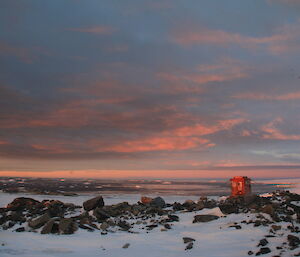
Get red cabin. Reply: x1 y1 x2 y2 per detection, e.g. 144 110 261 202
230 176 251 196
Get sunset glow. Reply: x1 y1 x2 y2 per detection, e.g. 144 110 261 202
1 0 300 178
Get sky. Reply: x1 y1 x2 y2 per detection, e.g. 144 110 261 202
1 0 300 178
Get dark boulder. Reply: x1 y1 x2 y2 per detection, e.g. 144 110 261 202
219 203 238 214
8 211 26 222
261 204 274 216
183 237 195 243
256 247 271 255
78 224 95 232
193 214 219 223
83 196 104 211
15 227 25 232
117 220 131 231
168 214 179 222
288 234 300 248
59 218 78 234
257 239 268 247
7 197 41 211
185 242 193 250
28 213 51 229
173 202 184 211
41 219 57 234
93 208 111 221
150 197 165 208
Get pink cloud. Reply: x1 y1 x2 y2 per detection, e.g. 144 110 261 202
171 21 300 55
261 118 300 140
157 58 248 92
66 25 116 34
233 91 300 101
0 41 33 63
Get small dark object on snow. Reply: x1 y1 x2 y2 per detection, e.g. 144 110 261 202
288 234 300 248
15 227 25 232
257 238 268 247
185 242 193 250
229 225 242 229
122 243 130 249
193 214 219 223
183 237 195 244
168 214 179 222
255 247 271 255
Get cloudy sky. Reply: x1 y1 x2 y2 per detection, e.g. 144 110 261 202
1 0 300 178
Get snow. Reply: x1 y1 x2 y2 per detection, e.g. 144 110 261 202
0 191 299 257
0 210 295 257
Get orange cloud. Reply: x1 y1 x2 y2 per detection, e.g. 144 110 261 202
104 136 210 152
262 118 300 140
173 119 245 137
93 118 244 153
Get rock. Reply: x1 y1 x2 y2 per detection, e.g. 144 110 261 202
219 203 238 214
7 197 41 211
8 211 26 222
41 219 56 234
164 223 171 229
122 243 130 249
93 208 111 221
183 200 195 207
288 234 300 248
100 222 110 231
59 218 78 234
141 196 153 204
173 202 184 211
83 196 104 211
183 237 195 243
146 224 158 230
117 220 131 231
195 201 205 211
193 215 219 223
78 224 94 232
185 242 193 250
15 227 25 232
261 204 274 216
150 197 165 208
255 247 271 255
28 213 51 229
248 250 254 255
203 199 217 209
168 215 179 222
46 200 65 217
257 239 268 247
271 225 281 231
229 224 242 229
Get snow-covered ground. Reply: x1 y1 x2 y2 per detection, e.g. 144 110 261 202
1 178 300 257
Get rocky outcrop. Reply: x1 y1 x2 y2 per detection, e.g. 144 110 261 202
83 196 104 211
193 214 219 223
59 218 78 234
150 197 166 208
28 213 51 229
